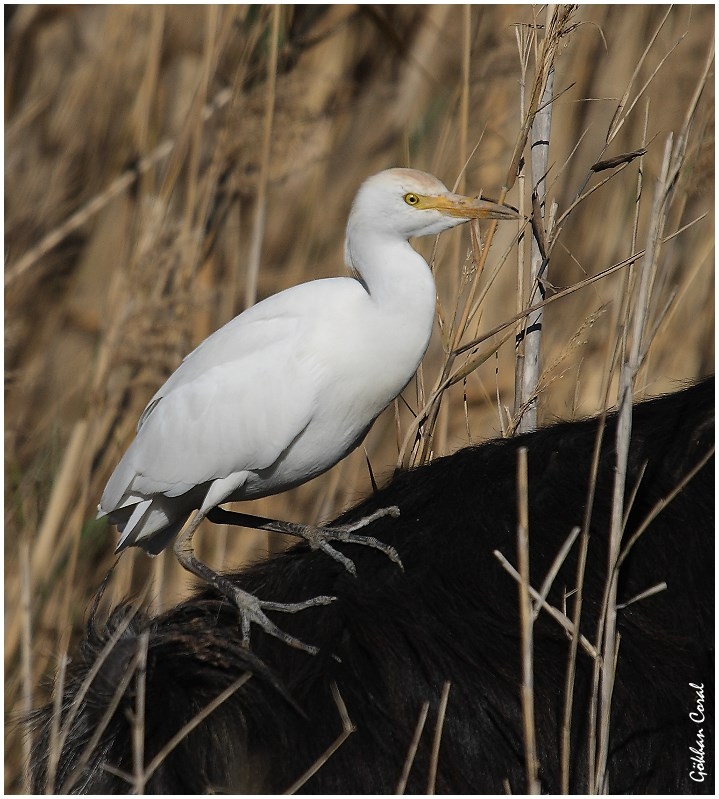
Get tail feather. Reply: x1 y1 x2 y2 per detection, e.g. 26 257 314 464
99 445 203 554
116 499 152 547
105 497 191 555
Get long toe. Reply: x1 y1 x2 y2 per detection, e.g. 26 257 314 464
303 505 403 571
321 526 403 570
233 587 336 655
313 538 358 576
342 505 400 530
249 611 319 656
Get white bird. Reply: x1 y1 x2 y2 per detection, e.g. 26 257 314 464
99 167 517 652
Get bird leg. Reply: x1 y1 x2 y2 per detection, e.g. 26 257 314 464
206 506 403 577
173 511 334 655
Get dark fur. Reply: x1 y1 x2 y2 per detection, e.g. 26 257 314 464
31 378 714 793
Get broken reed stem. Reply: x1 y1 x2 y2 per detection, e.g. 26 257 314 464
532 525 580 621
494 550 598 659
454 254 638 357
516 448 540 793
284 682 355 794
561 411 609 793
594 133 673 792
74 675 254 793
618 446 714 572
427 681 451 795
615 581 667 610
396 701 430 794
561 525 590 793
143 673 252 784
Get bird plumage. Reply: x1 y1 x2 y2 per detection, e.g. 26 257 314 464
99 168 516 565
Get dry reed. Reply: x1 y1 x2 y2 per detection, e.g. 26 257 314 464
4 5 713 792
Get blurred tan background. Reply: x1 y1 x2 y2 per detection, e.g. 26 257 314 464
4 5 713 790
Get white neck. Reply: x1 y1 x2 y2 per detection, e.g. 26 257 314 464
344 221 437 375
346 222 435 308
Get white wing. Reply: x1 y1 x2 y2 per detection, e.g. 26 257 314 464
99 277 371 552
99 309 326 550
106 316 322 489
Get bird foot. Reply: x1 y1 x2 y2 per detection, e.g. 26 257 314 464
207 505 404 576
173 539 334 655
302 505 403 576
229 586 336 655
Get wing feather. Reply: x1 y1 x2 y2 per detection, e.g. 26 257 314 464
99 277 365 552
100 313 321 513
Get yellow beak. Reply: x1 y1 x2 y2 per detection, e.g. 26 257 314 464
418 192 519 220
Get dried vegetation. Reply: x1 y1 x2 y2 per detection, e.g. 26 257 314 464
4 5 714 792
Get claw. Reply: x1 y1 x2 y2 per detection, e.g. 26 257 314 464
308 505 403 573
233 588 336 655
174 512 337 655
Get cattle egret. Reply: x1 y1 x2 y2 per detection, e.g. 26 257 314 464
99 168 518 652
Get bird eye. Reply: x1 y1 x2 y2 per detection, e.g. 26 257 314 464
404 193 420 206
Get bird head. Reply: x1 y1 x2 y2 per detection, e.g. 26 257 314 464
347 168 519 241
